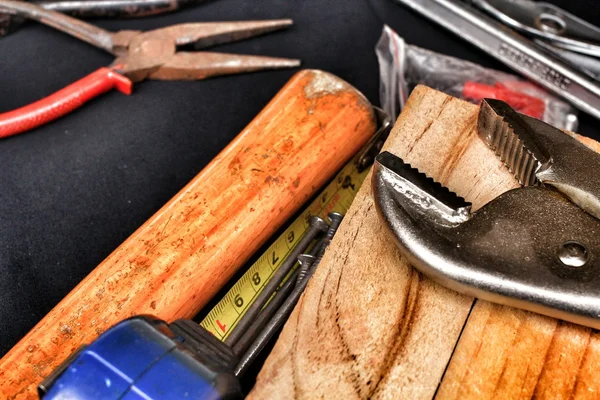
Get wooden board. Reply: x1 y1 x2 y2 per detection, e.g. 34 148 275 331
249 85 600 399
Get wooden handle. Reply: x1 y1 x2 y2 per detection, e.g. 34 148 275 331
0 68 132 139
0 69 377 399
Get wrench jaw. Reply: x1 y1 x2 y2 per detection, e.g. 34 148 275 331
478 98 549 186
372 151 475 295
373 152 472 223
373 151 600 329
373 152 471 229
479 98 600 220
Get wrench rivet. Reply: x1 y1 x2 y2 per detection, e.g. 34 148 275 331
536 13 567 35
558 241 589 268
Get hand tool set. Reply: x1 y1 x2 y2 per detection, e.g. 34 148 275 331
0 0 299 138
37 215 341 399
391 0 600 121
374 97 600 329
4 0 600 398
0 67 379 398
34 106 391 399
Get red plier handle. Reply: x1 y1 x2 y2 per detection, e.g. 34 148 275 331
0 68 132 139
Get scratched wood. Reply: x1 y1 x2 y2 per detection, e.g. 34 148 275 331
0 70 377 399
249 85 600 400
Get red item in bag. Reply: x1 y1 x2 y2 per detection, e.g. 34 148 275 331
463 81 545 119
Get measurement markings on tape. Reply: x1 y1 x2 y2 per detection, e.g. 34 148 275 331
201 156 370 340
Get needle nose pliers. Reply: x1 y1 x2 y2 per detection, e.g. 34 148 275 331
0 0 300 138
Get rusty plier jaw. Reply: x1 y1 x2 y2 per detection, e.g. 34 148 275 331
0 0 302 138
114 20 301 82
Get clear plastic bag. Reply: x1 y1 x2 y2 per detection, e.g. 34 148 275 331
376 25 578 131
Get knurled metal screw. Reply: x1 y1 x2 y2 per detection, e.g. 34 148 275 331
313 212 344 264
326 212 343 239
296 254 316 284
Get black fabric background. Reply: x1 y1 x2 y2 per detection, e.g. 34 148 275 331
0 0 598 362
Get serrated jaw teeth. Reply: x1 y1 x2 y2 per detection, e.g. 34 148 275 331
478 99 542 187
373 152 471 225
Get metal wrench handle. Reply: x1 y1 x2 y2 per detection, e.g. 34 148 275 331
0 0 206 38
39 0 202 18
393 0 600 119
0 0 115 53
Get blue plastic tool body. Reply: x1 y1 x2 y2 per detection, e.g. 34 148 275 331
41 316 240 400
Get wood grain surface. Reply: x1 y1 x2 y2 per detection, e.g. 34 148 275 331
249 85 600 400
0 69 377 399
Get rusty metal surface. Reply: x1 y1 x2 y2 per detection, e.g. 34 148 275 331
113 20 300 82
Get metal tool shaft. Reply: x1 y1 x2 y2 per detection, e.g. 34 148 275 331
0 0 115 53
473 0 600 57
232 213 343 373
393 0 600 119
317 212 343 257
234 254 317 377
40 0 201 18
224 216 328 346
231 237 327 356
231 268 299 356
0 0 208 38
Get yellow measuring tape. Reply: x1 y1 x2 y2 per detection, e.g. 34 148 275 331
200 154 369 340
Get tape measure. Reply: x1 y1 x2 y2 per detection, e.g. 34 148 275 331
200 154 369 340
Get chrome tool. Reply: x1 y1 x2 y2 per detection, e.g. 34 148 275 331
391 0 600 119
373 98 600 328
